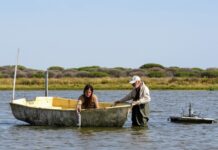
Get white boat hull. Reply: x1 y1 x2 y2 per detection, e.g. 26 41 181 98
10 97 131 127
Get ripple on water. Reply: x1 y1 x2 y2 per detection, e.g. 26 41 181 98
0 90 218 150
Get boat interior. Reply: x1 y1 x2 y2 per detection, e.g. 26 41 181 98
11 97 127 110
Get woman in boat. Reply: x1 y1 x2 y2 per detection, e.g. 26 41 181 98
76 84 99 112
114 75 151 127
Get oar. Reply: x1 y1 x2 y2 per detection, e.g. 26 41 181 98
113 101 132 114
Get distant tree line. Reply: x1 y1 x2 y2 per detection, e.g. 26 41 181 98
1 63 218 78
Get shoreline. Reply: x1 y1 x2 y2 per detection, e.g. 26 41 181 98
0 77 218 91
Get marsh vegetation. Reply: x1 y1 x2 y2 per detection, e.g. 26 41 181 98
1 63 218 90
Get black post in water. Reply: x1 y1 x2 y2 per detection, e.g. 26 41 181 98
45 70 48 96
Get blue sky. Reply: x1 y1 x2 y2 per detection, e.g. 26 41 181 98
0 0 217 70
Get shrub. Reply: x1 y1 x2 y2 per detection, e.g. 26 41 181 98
192 68 203 72
47 71 56 78
148 67 164 71
31 71 45 78
76 71 91 77
89 72 109 77
147 71 166 77
48 66 64 71
62 69 78 77
173 68 200 77
201 68 218 78
77 66 100 72
1 74 10 78
99 68 127 77
140 63 165 69
47 70 63 78
16 70 27 78
114 67 129 71
17 65 26 70
63 72 76 77
128 69 146 77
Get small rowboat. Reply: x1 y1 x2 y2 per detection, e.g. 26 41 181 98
169 103 216 124
9 52 131 127
10 97 131 127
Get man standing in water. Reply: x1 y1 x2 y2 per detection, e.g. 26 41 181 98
114 75 151 127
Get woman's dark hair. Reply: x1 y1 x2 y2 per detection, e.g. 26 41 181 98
82 84 94 108
83 84 94 96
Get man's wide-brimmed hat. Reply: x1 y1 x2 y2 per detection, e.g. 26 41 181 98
129 75 141 84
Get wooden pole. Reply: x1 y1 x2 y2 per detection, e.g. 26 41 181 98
12 49 19 100
45 70 48 97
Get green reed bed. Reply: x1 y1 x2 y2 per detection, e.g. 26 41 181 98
0 77 218 90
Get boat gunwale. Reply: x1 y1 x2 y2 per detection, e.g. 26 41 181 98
10 102 131 111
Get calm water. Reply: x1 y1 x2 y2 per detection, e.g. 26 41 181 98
0 90 218 150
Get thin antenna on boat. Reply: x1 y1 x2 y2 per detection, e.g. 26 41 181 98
45 70 49 97
12 49 20 100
